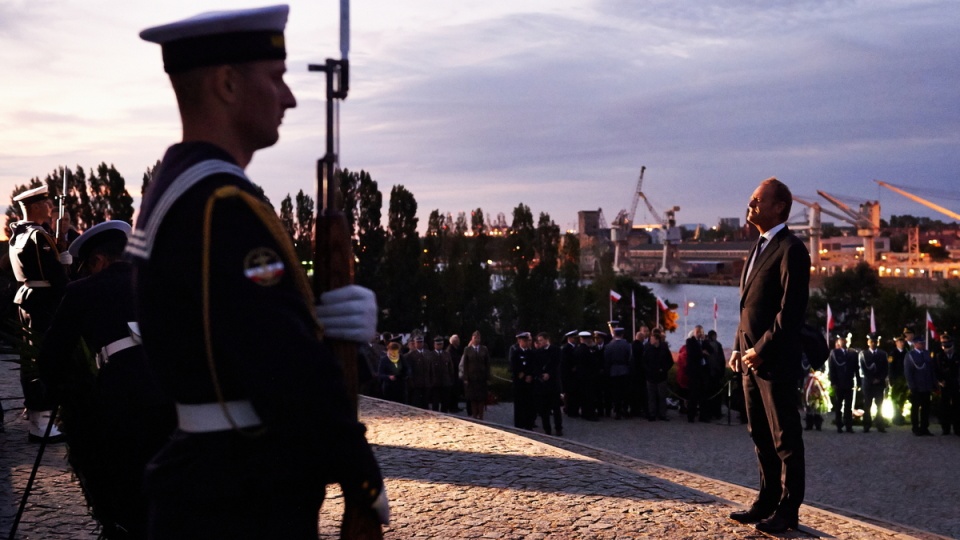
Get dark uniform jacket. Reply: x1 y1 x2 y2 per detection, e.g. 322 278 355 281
642 342 673 383
858 348 889 392
536 345 562 391
9 220 68 322
405 348 432 389
37 261 175 535
905 349 935 392
935 349 959 392
126 142 381 506
828 348 860 391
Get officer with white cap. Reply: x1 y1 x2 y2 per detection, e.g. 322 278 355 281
9 184 71 442
132 5 386 538
38 220 175 537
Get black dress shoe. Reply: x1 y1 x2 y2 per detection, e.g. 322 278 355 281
755 513 798 533
729 508 772 524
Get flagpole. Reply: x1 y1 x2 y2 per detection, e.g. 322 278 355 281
655 300 660 329
631 291 636 338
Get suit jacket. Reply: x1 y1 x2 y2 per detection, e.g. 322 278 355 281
735 226 811 381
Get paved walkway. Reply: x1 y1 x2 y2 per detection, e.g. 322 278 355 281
1 357 952 538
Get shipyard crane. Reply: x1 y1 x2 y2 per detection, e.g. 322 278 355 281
790 195 824 270
610 167 645 273
874 180 960 221
816 190 881 264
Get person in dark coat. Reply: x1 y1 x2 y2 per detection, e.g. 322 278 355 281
888 334 909 425
604 327 632 420
510 332 537 429
643 329 673 421
858 334 889 433
828 335 860 433
560 330 581 417
684 325 711 423
460 331 491 420
131 7 388 537
38 221 176 538
934 332 960 436
405 335 431 409
728 177 809 534
534 332 564 435
629 327 649 419
576 331 601 421
428 336 454 412
446 334 464 413
378 342 407 403
905 337 935 436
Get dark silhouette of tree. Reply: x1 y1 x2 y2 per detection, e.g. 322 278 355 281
381 185 420 331
294 190 315 265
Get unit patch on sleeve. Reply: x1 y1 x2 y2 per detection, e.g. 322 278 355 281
243 247 285 286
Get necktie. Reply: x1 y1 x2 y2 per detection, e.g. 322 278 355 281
746 236 766 280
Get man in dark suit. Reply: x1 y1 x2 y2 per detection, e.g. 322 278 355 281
728 177 810 534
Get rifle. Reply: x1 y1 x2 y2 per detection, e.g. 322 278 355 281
56 169 66 249
309 0 355 414
309 5 383 538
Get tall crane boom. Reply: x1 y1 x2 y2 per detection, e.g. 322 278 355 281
875 180 960 221
627 166 646 228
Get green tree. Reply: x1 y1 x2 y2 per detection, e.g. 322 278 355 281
499 203 535 334
279 195 295 240
381 185 420 331
355 172 386 296
294 190 315 264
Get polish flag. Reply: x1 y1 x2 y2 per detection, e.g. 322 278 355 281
826 303 835 332
631 290 636 310
610 290 622 302
656 296 668 311
869 306 876 334
927 311 938 341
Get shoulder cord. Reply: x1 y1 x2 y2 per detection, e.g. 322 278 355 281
201 185 319 437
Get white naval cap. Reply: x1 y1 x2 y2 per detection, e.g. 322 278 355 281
13 185 50 206
140 5 289 74
68 220 132 262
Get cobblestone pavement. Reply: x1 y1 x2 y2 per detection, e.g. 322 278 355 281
476 402 959 539
2 355 952 539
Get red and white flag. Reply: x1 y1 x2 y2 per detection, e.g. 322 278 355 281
869 306 876 334
656 296 668 311
713 297 718 321
927 311 938 341
826 303 835 332
610 290 622 302
631 290 636 310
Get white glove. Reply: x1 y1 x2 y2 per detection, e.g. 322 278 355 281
371 485 390 525
58 252 73 265
316 285 378 344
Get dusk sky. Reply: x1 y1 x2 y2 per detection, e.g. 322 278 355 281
2 0 958 235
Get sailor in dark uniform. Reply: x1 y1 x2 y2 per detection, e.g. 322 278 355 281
560 330 580 417
8 185 71 442
510 331 536 429
827 335 860 433
534 332 563 436
38 221 176 538
858 334 888 433
132 6 387 538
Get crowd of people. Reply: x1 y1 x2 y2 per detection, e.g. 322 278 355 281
362 321 960 442
359 323 736 433
812 327 960 437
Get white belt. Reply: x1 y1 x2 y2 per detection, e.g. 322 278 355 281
96 336 141 369
23 280 51 288
176 401 262 433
